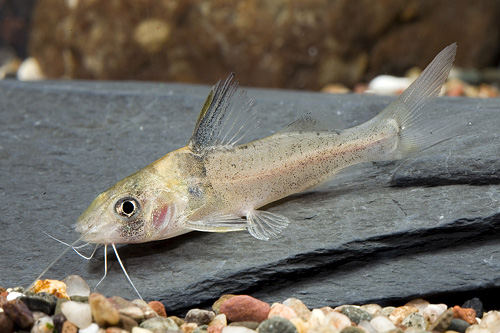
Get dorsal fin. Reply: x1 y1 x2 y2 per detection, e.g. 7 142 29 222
189 73 258 154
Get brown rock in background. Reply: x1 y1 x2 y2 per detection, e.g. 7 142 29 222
28 0 500 89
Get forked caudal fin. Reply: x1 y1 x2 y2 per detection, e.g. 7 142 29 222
370 43 459 160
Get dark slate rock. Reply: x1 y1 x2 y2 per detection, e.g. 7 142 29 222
463 297 483 318
1 79 499 315
19 292 57 315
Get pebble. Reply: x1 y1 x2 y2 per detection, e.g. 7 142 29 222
131 299 158 319
140 316 179 332
324 311 352 331
289 317 309 333
62 320 78 333
220 295 270 323
88 292 120 327
110 296 145 321
283 298 311 321
79 322 100 333
463 298 483 318
401 311 425 330
20 292 57 315
221 326 256 333
228 321 259 329
381 306 396 317
268 303 297 320
361 304 383 316
448 318 471 333
185 308 216 325
210 314 228 327
258 316 297 333
478 311 500 333
1 297 35 329
341 327 365 333
181 322 198 332
132 327 154 333
453 305 477 324
51 313 66 332
370 315 397 332
147 300 167 317
389 306 418 325
31 313 54 333
340 305 373 324
213 295 236 314
31 279 70 299
61 275 90 297
404 299 429 313
428 308 454 332
60 300 92 329
0 309 15 333
423 303 448 324
119 313 139 331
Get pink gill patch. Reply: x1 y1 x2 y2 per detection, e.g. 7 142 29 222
152 205 172 230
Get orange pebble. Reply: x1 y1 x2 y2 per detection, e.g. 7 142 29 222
453 305 477 324
148 300 167 317
32 279 69 299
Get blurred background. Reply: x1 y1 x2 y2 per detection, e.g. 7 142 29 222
1 0 499 96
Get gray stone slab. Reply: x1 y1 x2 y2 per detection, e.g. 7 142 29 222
1 79 499 314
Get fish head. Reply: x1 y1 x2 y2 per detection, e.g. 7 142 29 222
76 169 187 244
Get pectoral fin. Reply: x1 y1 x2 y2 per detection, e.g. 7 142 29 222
246 210 289 241
185 210 289 241
185 213 247 233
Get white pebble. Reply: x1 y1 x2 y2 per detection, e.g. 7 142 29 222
358 320 378 333
17 57 45 81
78 323 99 333
6 291 23 301
370 315 397 332
367 75 412 95
222 326 256 332
423 303 447 323
479 311 500 332
62 275 90 297
61 301 92 329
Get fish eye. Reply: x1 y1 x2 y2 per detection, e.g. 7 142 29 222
115 197 140 218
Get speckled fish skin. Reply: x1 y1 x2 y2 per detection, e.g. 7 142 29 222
76 43 458 243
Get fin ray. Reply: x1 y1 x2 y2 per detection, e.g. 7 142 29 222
186 213 247 233
189 73 258 153
246 210 289 241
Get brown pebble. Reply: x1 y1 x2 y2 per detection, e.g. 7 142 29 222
1 298 34 329
0 310 15 333
220 295 270 323
62 320 78 333
453 305 477 324
89 292 120 327
148 300 167 317
228 321 260 329
118 314 138 331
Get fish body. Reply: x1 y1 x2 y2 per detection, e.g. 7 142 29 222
77 43 458 244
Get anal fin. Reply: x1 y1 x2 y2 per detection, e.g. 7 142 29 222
246 210 289 241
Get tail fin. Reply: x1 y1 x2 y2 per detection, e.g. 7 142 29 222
376 43 458 159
